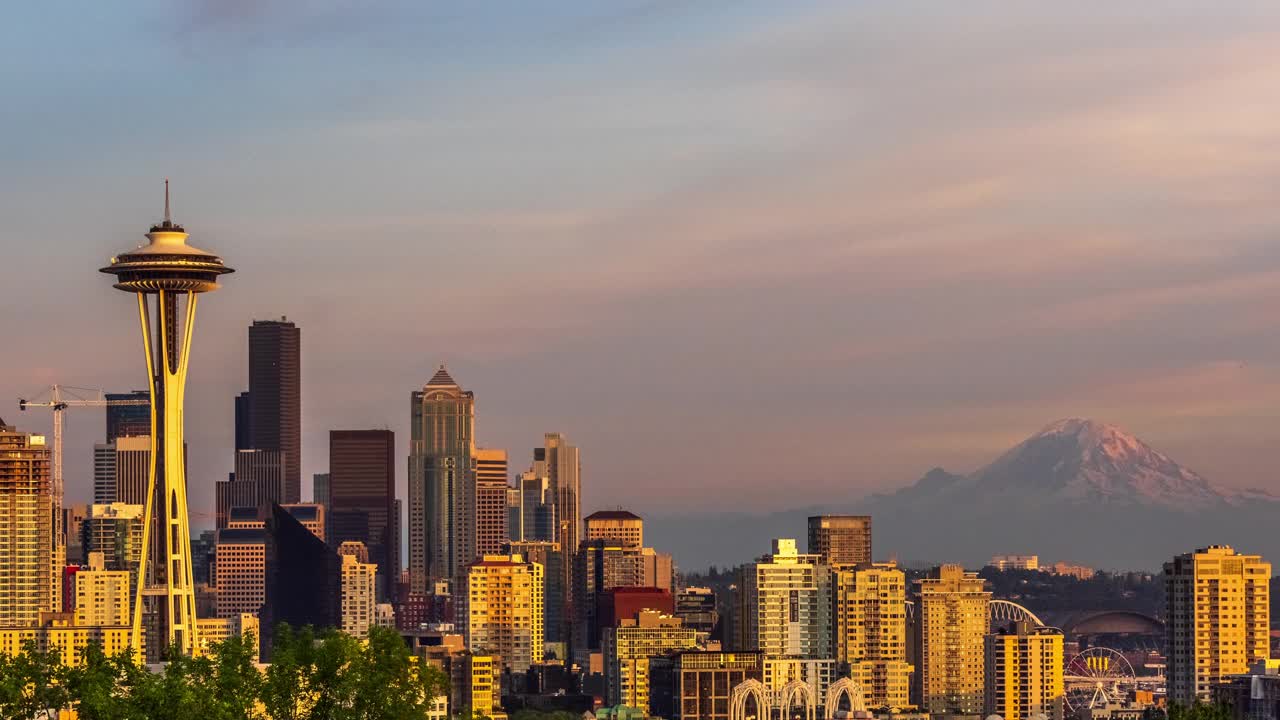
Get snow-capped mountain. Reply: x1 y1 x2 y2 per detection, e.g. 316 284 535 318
966 418 1254 510
649 418 1280 570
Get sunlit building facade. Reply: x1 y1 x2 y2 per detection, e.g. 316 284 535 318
1165 545 1271 704
912 564 990 714
834 562 911 709
460 555 544 673
0 423 55 628
984 621 1064 720
736 538 831 659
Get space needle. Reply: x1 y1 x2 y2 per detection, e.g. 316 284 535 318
100 182 233 656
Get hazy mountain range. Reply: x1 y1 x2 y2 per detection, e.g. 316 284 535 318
648 418 1280 572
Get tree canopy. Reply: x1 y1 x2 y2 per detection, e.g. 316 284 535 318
0 625 451 720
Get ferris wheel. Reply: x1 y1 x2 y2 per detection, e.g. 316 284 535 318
1064 648 1136 712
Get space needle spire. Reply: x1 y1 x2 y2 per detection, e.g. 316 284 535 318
99 182 234 657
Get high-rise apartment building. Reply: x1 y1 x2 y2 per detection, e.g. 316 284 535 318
329 430 397 600
409 367 474 590
1165 545 1271 704
985 621 1064 720
474 448 508 561
736 539 831 659
248 318 301 503
912 564 991 715
0 422 56 627
585 510 644 549
807 515 872 567
73 552 132 627
338 542 378 638
604 610 698 711
104 391 150 443
459 554 544 673
833 562 910 709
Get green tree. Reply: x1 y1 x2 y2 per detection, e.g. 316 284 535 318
0 640 71 720
67 641 149 720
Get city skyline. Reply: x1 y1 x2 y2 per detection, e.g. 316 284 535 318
7 2 1280 524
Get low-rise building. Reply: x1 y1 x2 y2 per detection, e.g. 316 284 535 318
649 650 764 720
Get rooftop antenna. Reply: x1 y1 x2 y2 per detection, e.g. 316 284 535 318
164 178 171 225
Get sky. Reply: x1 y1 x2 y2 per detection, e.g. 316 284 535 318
4 1 1280 531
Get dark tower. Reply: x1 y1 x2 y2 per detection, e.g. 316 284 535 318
233 391 252 451
248 318 301 503
328 430 398 601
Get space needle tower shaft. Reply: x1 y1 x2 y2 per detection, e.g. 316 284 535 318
99 182 234 656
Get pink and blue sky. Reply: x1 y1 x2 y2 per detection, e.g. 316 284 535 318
4 1 1280 524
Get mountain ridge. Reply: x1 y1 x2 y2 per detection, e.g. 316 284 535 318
647 418 1280 571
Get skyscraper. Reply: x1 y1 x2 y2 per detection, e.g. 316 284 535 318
1165 545 1271 704
105 391 150 443
912 564 990 715
807 515 872 567
984 622 1064 720
233 391 252 451
215 449 286 528
833 562 910 709
262 504 342 659
535 433 580 584
100 185 233 655
329 430 397 600
92 437 151 507
409 366 474 591
248 318 301 503
0 421 56 627
735 538 831 659
475 448 508 560
515 471 556 542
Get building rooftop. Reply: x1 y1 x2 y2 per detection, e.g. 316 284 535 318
585 510 642 521
425 365 457 387
216 528 266 545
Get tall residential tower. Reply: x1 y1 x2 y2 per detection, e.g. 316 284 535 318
1165 545 1270 704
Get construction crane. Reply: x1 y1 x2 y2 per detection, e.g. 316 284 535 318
17 385 150 547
